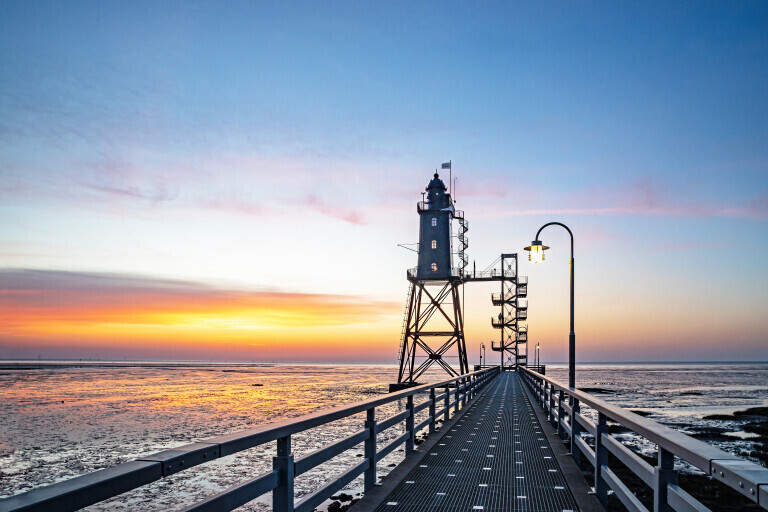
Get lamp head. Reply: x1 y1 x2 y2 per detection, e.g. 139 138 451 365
524 240 549 263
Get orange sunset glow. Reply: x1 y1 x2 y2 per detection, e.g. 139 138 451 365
0 269 401 360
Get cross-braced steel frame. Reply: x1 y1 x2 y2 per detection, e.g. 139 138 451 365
395 278 468 386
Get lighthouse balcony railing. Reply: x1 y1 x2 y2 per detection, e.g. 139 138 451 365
416 201 455 214
519 366 768 512
407 267 468 279
0 368 501 512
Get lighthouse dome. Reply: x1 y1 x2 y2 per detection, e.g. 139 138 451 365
426 173 446 191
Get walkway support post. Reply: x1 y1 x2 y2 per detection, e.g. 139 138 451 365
594 412 609 507
273 435 295 512
654 447 678 512
557 390 564 437
444 385 450 423
570 398 581 463
405 395 415 456
454 384 460 414
364 408 377 491
429 389 436 435
549 385 557 427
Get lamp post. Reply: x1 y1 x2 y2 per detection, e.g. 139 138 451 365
536 342 540 367
480 342 486 367
525 222 575 389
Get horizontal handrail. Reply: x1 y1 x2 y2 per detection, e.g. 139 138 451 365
180 470 278 512
294 429 369 476
2 366 500 512
519 366 768 511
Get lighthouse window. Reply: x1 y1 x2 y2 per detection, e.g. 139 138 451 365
431 240 437 249
431 263 437 271
431 217 437 226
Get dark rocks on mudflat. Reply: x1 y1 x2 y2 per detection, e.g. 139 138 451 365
579 387 616 394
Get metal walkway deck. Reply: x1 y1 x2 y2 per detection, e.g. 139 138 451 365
373 371 577 511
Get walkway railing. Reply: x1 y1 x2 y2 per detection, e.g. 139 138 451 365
519 366 768 512
0 367 500 512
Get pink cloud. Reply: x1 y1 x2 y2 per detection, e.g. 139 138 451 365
651 242 729 252
479 179 767 221
302 194 366 225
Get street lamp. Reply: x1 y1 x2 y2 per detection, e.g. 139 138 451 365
525 222 575 389
480 342 486 367
536 342 540 367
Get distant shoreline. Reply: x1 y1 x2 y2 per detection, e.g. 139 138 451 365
0 359 766 371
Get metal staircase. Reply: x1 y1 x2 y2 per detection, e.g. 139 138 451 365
487 254 529 368
454 210 469 277
396 285 414 361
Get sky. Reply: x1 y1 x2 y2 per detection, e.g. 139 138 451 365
1 1 768 364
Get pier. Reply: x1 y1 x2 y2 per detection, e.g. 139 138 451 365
2 367 767 512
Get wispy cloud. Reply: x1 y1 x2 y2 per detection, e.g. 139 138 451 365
651 242 729 252
77 180 180 203
302 194 366 225
480 179 768 221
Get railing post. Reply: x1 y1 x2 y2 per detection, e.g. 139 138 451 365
364 407 377 491
273 435 294 512
570 397 581 464
549 385 557 427
594 412 609 507
653 447 677 512
429 388 436 435
405 394 415 455
557 390 564 436
454 382 460 414
444 385 450 423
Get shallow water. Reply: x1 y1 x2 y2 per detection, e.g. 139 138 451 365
1 362 766 509
0 363 430 510
545 363 768 467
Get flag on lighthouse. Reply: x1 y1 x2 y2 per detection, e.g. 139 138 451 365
441 161 451 169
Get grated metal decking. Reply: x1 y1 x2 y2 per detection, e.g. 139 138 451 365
374 371 577 512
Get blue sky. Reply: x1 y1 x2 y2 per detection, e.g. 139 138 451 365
1 1 768 362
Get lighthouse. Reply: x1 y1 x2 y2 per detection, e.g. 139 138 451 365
390 166 530 391
391 169 469 391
